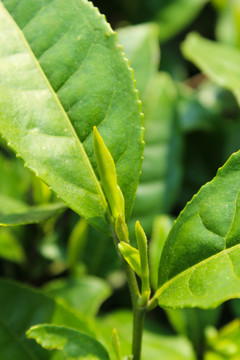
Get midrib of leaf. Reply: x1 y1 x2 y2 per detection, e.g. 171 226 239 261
1 2 108 213
155 243 240 300
0 316 40 360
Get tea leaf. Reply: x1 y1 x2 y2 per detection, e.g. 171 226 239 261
27 324 110 360
118 242 141 276
156 150 240 308
0 0 143 234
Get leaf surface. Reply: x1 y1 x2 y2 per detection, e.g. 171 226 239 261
0 195 65 226
182 32 240 106
156 151 240 308
27 324 110 360
0 279 94 359
0 0 143 233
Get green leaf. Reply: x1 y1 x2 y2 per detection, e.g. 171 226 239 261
0 0 143 234
156 0 208 42
156 150 240 309
44 276 112 317
149 215 173 290
93 126 124 220
27 324 110 360
117 23 160 97
0 279 95 359
0 227 25 263
130 73 182 234
118 241 141 276
182 32 240 106
97 310 196 360
0 195 65 226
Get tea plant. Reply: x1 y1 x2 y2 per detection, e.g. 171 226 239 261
1 0 240 359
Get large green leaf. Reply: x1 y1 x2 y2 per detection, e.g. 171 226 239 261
0 0 143 234
156 150 240 308
0 279 95 359
27 325 110 360
0 194 65 226
182 32 240 106
130 73 182 234
117 23 160 98
97 310 196 360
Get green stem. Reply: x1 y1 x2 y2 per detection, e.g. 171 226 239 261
132 306 146 360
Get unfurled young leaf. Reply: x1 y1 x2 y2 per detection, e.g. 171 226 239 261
93 126 125 221
182 32 240 105
156 150 240 309
135 221 150 296
0 0 144 234
118 242 141 276
27 324 110 360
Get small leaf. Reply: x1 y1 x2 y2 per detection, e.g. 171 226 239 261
27 324 110 360
118 242 141 276
93 126 125 220
111 328 122 360
149 215 173 290
156 150 240 309
135 221 150 296
0 195 65 226
182 32 240 105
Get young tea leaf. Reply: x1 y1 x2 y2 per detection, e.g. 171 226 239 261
156 150 240 309
118 242 141 276
0 0 144 234
27 324 110 360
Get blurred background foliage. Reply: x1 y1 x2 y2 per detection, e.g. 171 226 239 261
2 0 240 359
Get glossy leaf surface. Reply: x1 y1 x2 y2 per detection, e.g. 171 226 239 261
27 324 110 360
0 195 65 226
0 279 94 359
157 150 240 308
182 32 240 105
0 0 143 233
